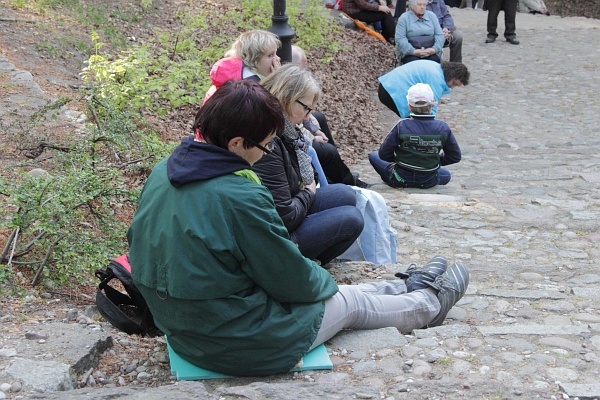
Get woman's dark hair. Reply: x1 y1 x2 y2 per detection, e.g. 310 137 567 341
441 62 470 86
192 80 285 149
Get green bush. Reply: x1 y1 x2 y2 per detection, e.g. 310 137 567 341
1 157 132 287
81 0 341 115
0 99 172 288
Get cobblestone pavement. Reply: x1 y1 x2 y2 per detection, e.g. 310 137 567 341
2 7 600 400
347 8 600 399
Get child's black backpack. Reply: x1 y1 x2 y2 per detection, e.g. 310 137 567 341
95 254 158 336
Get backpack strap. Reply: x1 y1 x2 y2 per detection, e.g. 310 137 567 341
95 256 151 335
95 285 147 335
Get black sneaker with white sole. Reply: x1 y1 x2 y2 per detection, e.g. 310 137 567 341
424 261 469 328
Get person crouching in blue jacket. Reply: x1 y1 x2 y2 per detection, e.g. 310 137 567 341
369 83 461 189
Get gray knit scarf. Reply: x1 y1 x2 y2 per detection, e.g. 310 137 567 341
282 117 314 186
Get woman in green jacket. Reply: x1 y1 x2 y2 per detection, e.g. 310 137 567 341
127 80 469 376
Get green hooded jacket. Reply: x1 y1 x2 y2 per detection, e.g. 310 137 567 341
127 138 338 376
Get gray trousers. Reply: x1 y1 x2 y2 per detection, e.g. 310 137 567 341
447 30 463 63
310 281 440 349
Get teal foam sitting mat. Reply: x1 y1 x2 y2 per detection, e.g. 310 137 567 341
165 337 333 380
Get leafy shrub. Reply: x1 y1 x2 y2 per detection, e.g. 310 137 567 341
81 0 342 115
0 99 172 288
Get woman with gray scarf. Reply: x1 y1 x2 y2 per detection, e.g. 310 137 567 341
252 64 364 266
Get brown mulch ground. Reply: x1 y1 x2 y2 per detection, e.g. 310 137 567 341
546 0 600 19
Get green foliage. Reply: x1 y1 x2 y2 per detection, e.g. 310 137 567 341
286 0 342 56
436 357 455 365
1 159 130 286
10 0 144 53
38 0 79 8
70 38 94 56
0 99 171 288
140 0 153 10
81 0 342 115
87 98 175 166
81 12 219 114
35 40 61 58
7 0 30 8
232 0 271 27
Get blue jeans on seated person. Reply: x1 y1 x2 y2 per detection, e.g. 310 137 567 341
368 151 450 189
291 184 364 265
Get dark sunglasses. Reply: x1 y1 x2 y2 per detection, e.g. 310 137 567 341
245 138 274 155
296 99 313 116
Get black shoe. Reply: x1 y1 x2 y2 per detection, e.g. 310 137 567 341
424 261 470 328
485 37 496 43
351 172 372 189
506 37 520 45
395 256 447 292
355 178 372 189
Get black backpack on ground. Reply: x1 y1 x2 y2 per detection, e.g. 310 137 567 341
95 254 158 336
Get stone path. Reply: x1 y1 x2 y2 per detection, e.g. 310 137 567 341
349 8 600 399
2 7 600 400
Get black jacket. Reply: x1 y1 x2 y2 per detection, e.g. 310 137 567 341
252 135 315 233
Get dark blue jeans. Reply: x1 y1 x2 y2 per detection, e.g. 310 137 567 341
368 151 450 189
291 184 364 265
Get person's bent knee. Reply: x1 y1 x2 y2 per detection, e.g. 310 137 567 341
452 30 463 44
344 207 365 237
437 170 452 186
312 111 327 126
323 183 357 206
368 151 379 164
379 92 401 117
368 151 381 172
336 184 358 206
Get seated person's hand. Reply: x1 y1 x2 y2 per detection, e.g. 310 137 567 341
270 57 281 74
442 28 451 40
306 180 317 194
414 48 426 57
313 130 329 143
415 48 436 58
378 5 391 14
